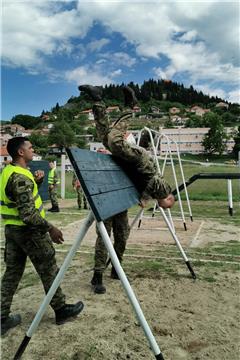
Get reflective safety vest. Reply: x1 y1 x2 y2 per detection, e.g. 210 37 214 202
48 168 60 185
0 164 45 226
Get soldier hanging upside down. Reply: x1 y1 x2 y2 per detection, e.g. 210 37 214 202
78 84 175 209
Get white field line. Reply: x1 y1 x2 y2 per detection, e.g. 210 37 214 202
0 242 239 260
189 221 205 247
0 247 238 265
53 249 240 265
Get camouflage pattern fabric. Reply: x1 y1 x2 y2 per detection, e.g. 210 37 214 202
1 226 65 317
49 186 59 207
76 187 88 209
93 104 172 200
72 173 88 209
48 169 59 207
5 173 49 231
1 172 66 318
94 210 130 272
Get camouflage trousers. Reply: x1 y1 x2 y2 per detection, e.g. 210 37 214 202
49 185 59 207
94 210 130 272
93 103 156 178
1 225 65 318
76 187 88 209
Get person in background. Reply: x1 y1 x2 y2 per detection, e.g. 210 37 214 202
0 137 84 336
72 172 88 210
48 160 60 212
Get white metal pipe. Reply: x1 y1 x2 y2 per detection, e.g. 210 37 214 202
144 127 161 174
165 135 187 230
97 221 162 357
60 153 66 199
159 207 188 262
175 140 193 221
227 179 233 215
26 211 95 337
136 128 145 146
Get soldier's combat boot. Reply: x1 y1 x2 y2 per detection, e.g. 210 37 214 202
111 266 120 280
122 86 138 109
1 314 21 336
91 271 106 294
50 206 60 213
78 85 103 101
55 301 84 325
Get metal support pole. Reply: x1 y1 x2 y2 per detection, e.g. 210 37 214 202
227 179 233 216
130 208 144 230
14 211 95 360
175 144 193 221
159 207 196 279
97 221 165 360
61 153 66 199
166 137 187 231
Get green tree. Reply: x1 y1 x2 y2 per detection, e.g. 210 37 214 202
202 114 228 155
29 133 49 156
232 126 240 160
11 114 40 129
48 120 76 149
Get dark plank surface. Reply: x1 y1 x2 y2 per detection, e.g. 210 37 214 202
67 148 140 221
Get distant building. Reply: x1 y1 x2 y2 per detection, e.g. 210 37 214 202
132 105 141 113
189 106 210 117
215 102 229 109
169 107 181 115
106 106 120 113
76 110 94 121
0 133 12 146
159 127 235 154
89 142 105 152
0 147 12 168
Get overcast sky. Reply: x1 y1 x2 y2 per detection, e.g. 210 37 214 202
2 0 240 120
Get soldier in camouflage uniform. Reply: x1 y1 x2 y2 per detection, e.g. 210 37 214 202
72 172 88 210
79 85 175 293
79 85 175 209
48 161 60 212
0 137 84 336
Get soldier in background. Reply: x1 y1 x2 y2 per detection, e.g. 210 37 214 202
72 172 88 210
0 137 84 336
91 148 130 294
48 160 60 212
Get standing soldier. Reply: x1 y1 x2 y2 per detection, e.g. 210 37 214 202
0 137 84 335
91 211 130 294
48 160 60 212
72 172 88 210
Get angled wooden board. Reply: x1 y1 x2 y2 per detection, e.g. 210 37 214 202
67 148 140 221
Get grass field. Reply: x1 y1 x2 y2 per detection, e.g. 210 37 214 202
62 161 240 202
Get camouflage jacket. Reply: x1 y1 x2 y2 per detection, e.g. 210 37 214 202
6 172 51 232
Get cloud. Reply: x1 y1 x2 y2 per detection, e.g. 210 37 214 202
2 0 239 103
87 38 110 52
2 2 92 67
65 65 113 85
111 69 122 77
227 89 240 104
100 52 137 67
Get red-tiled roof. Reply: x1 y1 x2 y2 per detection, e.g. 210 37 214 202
0 147 9 156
